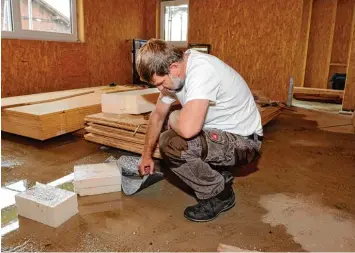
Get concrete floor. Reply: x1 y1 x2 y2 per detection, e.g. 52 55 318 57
1 106 355 252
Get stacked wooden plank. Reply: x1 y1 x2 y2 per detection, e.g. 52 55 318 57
1 85 141 140
293 87 344 103
84 112 162 158
84 104 283 159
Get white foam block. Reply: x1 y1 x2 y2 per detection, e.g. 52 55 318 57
76 184 121 196
74 162 121 190
15 184 78 228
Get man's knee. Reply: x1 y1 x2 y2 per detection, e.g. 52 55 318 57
159 130 188 159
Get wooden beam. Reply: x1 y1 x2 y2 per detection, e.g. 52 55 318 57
342 3 355 111
294 0 314 87
293 87 344 103
304 0 338 88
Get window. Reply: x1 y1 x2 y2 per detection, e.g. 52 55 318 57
160 0 188 47
1 0 77 42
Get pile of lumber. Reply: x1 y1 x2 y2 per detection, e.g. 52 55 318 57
84 112 162 158
293 87 344 104
84 104 282 159
1 85 141 140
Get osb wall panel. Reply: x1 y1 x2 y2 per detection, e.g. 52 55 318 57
294 0 313 87
188 0 303 102
331 0 355 64
304 0 338 88
1 0 155 97
343 5 355 110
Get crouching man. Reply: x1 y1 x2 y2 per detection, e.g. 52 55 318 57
136 39 263 222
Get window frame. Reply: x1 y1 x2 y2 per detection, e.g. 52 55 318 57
1 0 78 42
160 0 189 48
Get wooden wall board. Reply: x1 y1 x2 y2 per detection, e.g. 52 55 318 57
331 0 355 64
294 0 314 87
188 0 303 102
343 4 355 110
304 0 338 88
1 0 155 97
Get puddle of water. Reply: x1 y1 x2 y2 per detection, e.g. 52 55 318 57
1 221 19 237
5 180 29 192
1 206 18 228
1 156 23 168
260 193 355 251
47 173 74 187
0 188 18 209
57 181 75 192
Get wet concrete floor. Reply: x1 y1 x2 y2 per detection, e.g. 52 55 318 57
1 107 355 251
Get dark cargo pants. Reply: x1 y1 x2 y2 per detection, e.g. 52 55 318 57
159 129 262 200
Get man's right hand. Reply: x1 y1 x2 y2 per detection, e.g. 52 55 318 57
138 155 155 176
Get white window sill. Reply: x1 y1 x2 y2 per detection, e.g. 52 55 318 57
1 31 79 43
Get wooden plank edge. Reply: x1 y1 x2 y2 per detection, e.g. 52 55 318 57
84 133 161 159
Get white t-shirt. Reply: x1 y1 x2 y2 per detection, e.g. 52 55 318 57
161 49 263 137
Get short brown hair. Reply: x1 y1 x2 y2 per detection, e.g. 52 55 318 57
136 39 183 83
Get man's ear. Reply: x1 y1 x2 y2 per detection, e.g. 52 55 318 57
169 62 180 70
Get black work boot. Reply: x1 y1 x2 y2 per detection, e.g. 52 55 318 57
184 171 235 222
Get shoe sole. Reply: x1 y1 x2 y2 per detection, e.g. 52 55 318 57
184 193 236 222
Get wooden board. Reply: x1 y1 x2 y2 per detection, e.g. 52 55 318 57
1 85 140 109
331 0 355 65
84 105 283 158
293 87 344 103
85 126 145 145
1 86 100 109
1 86 141 140
259 106 283 126
101 88 160 114
85 113 149 134
294 0 314 87
188 0 303 102
84 133 161 159
304 0 338 88
343 4 355 111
